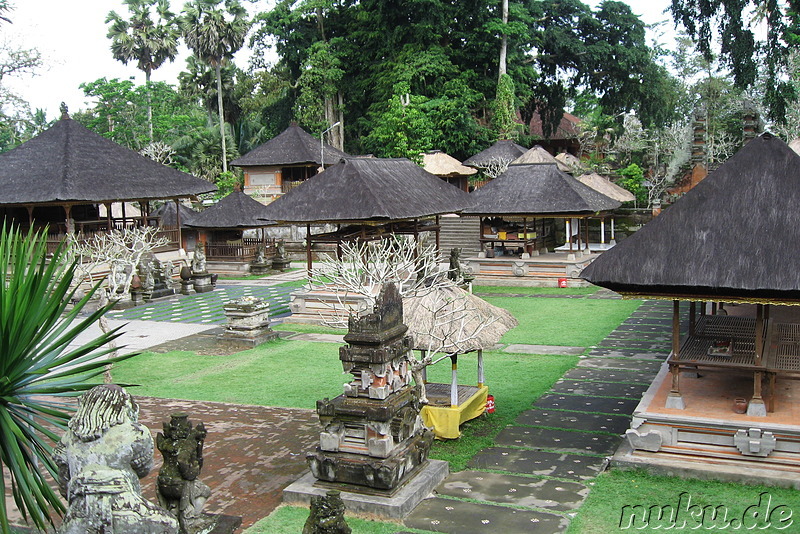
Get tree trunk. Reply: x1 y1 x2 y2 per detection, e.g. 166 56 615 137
336 91 345 151
499 0 508 79
146 69 154 143
216 63 228 173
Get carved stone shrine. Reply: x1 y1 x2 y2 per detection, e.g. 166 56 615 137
220 296 278 346
308 283 434 491
302 490 352 534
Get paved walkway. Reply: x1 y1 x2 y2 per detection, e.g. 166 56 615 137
403 300 686 533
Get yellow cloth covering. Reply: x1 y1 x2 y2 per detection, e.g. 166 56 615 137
421 385 489 439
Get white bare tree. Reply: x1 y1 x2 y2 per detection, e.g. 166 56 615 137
646 121 692 207
473 156 513 179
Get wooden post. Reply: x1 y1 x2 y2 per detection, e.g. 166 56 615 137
105 202 112 231
600 218 605 244
477 349 484 388
672 300 680 355
576 219 582 252
666 299 685 408
450 354 458 408
610 218 615 241
26 205 34 228
64 204 74 234
121 202 127 228
306 223 313 276
566 219 573 253
755 303 764 366
435 215 440 251
174 199 182 250
584 217 590 251
689 301 696 336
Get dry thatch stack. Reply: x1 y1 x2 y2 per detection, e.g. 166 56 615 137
403 285 518 353
577 173 635 203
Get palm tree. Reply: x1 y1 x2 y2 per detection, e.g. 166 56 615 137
106 0 180 143
0 223 136 533
181 0 250 173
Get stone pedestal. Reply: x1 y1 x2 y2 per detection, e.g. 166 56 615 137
271 257 291 272
306 283 434 498
192 273 214 294
220 297 278 347
250 261 271 275
180 279 194 295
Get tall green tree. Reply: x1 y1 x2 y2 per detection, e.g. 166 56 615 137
181 0 250 173
106 0 180 143
670 0 800 122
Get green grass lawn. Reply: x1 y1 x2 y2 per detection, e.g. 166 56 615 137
568 469 800 533
474 284 599 296
486 296 641 346
246 505 438 534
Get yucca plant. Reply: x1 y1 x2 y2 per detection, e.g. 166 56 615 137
0 223 137 533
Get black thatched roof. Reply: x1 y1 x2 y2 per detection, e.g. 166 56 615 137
230 123 348 167
260 157 472 223
463 139 527 167
152 202 198 228
0 116 216 205
187 190 275 229
461 163 621 216
581 134 800 302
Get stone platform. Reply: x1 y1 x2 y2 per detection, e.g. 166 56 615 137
283 459 449 519
463 251 595 287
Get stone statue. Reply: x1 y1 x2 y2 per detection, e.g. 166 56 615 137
275 239 286 260
53 384 179 534
156 413 212 534
254 243 267 264
410 354 433 405
192 244 207 274
162 260 175 290
139 259 156 293
447 247 462 282
302 491 351 534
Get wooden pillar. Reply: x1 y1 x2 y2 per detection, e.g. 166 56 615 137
755 303 764 366
121 202 127 228
175 199 182 250
26 205 34 228
435 215 440 252
600 218 605 244
450 354 459 408
689 301 696 336
576 219 582 252
584 217 590 251
105 202 112 231
566 219 573 253
477 349 485 388
306 223 313 276
63 204 74 234
667 299 684 408
610 218 615 241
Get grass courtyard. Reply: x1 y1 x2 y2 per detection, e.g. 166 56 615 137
105 286 799 533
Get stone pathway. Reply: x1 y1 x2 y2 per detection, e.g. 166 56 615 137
404 299 683 533
106 284 296 325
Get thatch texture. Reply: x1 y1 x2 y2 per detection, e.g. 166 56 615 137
462 139 527 167
577 173 636 202
230 123 347 167
187 190 274 229
259 157 472 223
789 138 800 155
0 116 216 205
462 163 621 216
422 151 477 177
512 145 571 173
581 133 800 302
403 285 518 353
152 202 197 228
555 152 584 174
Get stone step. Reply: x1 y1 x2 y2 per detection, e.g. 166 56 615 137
586 347 668 360
468 447 609 481
534 393 640 415
550 379 649 399
436 471 589 512
596 339 670 351
577 357 664 372
495 426 622 456
515 409 631 435
404 497 569 533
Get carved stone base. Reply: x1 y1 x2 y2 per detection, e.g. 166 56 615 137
271 258 291 271
746 399 767 417
180 280 194 295
308 428 434 491
193 273 214 293
250 262 271 275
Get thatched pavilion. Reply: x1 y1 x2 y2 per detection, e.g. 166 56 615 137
576 172 636 246
260 156 472 270
421 150 476 192
512 145 572 173
0 109 216 247
581 133 800 475
231 123 348 202
460 162 620 284
186 190 276 267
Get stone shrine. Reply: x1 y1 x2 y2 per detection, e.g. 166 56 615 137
308 283 434 491
191 243 214 294
220 296 278 346
53 385 179 534
303 490 351 534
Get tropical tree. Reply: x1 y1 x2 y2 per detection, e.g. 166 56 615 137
0 224 135 532
181 0 250 173
106 0 180 142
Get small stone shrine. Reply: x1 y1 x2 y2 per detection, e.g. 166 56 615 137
220 296 278 346
156 413 214 534
308 283 434 491
191 243 214 293
53 384 179 534
303 490 351 534
271 239 290 271
136 253 176 301
250 243 271 275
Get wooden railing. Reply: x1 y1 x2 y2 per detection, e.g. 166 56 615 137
206 238 275 261
45 224 180 255
281 180 305 193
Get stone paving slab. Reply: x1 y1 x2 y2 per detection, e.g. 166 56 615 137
404 497 569 533
550 379 648 399
600 330 672 342
534 393 640 415
613 323 674 334
577 357 664 372
597 339 670 351
622 317 687 326
468 447 609 481
436 471 589 512
562 367 657 384
495 427 622 455
503 344 585 355
586 347 668 360
515 409 631 435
